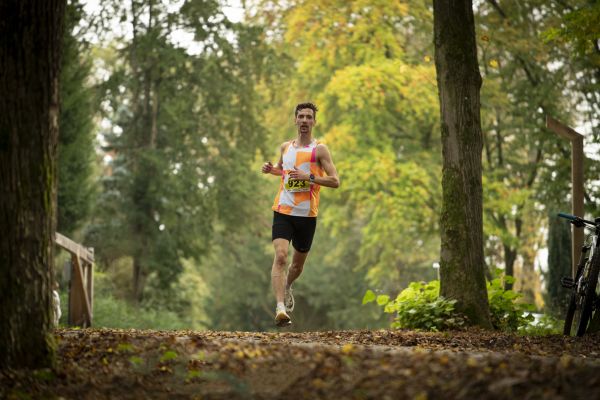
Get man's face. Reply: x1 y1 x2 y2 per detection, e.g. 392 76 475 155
295 108 316 135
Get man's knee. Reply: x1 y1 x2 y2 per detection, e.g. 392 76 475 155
290 262 304 274
273 249 288 269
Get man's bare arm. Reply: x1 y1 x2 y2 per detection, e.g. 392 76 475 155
315 144 340 188
261 142 288 176
288 144 339 187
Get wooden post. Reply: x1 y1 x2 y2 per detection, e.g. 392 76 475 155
546 116 585 277
87 248 94 319
55 233 94 327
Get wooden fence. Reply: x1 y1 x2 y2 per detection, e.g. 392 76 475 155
546 116 584 277
55 233 94 327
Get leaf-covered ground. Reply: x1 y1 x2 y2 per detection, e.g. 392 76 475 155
2 328 600 399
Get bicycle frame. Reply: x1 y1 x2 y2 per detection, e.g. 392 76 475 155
559 212 600 336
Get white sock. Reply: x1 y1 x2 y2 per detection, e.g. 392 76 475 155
276 302 285 311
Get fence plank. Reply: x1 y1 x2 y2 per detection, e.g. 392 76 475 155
55 232 94 264
69 255 92 327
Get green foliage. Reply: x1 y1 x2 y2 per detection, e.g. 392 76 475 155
195 222 274 331
476 0 578 302
57 1 96 236
58 269 200 330
362 289 376 304
86 0 270 302
364 281 467 331
94 295 189 330
518 314 563 336
297 220 388 330
254 0 442 296
542 2 600 56
60 287 189 330
544 211 572 317
487 276 535 331
366 277 537 332
540 1 600 210
59 0 600 332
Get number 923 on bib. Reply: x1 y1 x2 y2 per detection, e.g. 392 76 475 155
285 178 310 192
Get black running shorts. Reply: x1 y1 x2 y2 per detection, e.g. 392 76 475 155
272 211 317 253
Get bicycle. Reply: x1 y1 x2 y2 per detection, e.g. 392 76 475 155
559 212 600 336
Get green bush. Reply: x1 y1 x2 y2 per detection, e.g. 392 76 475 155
363 281 467 331
518 314 563 336
364 276 536 332
487 276 535 331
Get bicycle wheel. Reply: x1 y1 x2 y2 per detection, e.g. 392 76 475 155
563 251 588 336
564 291 582 336
576 249 600 336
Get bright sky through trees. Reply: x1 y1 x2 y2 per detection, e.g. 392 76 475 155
82 0 245 54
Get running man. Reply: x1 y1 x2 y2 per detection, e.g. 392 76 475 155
261 102 340 327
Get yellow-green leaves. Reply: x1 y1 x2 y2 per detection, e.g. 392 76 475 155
362 289 376 304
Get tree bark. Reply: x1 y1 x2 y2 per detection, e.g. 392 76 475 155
0 0 66 368
434 0 492 328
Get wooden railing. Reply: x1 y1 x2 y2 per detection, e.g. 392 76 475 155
546 116 584 277
55 233 94 327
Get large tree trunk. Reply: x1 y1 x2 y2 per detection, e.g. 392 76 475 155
503 244 517 289
433 0 492 328
0 1 66 368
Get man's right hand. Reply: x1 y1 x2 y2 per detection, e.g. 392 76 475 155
262 161 273 174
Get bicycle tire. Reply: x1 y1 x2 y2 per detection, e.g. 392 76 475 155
564 291 584 336
563 253 587 336
576 249 600 336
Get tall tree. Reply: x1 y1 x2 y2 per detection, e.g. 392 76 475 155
58 1 96 237
0 0 66 368
477 0 575 298
87 0 269 306
433 0 491 327
252 0 442 294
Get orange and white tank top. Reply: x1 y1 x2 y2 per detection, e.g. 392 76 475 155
272 139 324 217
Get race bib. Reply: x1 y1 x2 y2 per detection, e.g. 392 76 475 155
285 178 310 192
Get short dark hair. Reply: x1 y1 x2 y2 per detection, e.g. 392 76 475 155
295 102 318 118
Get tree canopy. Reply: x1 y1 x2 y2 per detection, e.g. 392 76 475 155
19 0 600 332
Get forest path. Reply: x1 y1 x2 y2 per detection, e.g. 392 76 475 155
2 328 600 399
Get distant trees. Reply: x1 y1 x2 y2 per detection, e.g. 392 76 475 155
545 212 572 316
0 0 66 368
58 1 96 237
19 0 595 333
433 0 491 327
86 0 269 306
477 0 576 299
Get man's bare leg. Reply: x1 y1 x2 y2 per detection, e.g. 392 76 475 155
287 248 309 287
272 238 292 325
282 248 309 313
271 238 289 305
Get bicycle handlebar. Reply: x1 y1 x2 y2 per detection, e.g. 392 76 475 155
557 212 597 227
558 212 577 221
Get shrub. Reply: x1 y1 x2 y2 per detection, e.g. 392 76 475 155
518 313 563 336
487 276 535 331
362 280 467 331
364 276 536 332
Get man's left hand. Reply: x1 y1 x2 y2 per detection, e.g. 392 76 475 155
289 166 309 181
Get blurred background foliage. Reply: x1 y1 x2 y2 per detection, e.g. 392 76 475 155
56 0 600 331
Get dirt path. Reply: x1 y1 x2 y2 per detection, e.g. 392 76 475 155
2 328 600 399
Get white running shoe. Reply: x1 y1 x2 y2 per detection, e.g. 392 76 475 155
284 285 295 313
275 305 291 327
